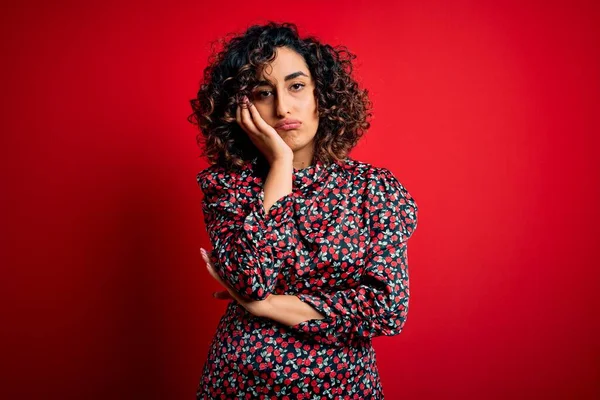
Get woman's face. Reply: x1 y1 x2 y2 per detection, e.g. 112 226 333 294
251 46 319 154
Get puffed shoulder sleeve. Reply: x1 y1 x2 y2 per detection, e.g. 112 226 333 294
197 166 297 301
287 167 418 347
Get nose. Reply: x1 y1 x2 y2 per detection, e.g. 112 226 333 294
275 89 292 117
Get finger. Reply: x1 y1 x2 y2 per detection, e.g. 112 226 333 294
203 257 220 281
201 249 242 302
205 262 234 297
240 100 261 136
205 262 216 279
201 250 211 266
200 247 211 261
213 290 233 300
225 287 244 305
236 99 257 138
246 99 275 136
206 262 220 282
201 248 215 266
236 99 242 127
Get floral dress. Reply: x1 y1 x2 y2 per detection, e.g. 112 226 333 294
195 156 418 399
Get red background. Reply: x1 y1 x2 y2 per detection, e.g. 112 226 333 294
2 0 599 399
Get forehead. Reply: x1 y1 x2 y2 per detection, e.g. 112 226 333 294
258 47 310 80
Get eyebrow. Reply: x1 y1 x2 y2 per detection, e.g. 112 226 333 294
257 71 309 86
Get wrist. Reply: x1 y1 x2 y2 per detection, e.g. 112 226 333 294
260 294 278 318
270 155 293 167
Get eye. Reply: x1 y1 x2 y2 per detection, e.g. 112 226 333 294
253 83 306 100
255 90 271 99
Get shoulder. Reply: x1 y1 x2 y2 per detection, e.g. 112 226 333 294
344 159 418 241
340 157 409 188
343 157 418 211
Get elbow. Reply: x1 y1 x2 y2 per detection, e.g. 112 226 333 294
377 300 409 338
363 314 407 340
366 295 409 339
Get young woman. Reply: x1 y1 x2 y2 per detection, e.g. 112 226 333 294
189 21 418 399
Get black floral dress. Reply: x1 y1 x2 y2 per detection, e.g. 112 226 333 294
195 156 418 399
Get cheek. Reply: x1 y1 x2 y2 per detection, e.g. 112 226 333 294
299 97 318 121
254 103 269 117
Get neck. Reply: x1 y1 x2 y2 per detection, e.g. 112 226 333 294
292 143 315 170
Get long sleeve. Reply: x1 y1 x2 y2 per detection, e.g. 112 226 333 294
197 166 297 302
287 167 418 347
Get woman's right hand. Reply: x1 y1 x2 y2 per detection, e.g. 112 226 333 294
236 95 293 165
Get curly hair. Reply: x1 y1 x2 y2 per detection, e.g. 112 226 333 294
188 21 373 171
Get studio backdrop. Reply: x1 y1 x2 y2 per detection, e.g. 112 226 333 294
2 1 598 399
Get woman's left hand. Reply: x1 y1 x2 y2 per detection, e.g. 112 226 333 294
201 248 273 318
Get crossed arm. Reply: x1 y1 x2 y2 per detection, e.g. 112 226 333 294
265 294 327 326
198 164 417 347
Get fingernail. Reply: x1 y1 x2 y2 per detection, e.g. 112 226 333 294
212 292 217 298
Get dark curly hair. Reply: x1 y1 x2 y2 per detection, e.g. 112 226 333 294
188 21 373 171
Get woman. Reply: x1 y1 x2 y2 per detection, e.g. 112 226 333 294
189 21 418 399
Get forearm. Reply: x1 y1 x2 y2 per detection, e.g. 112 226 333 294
263 158 293 214
260 159 321 322
264 294 325 326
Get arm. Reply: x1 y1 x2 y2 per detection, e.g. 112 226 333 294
264 294 326 326
197 159 296 302
263 158 293 214
283 168 419 347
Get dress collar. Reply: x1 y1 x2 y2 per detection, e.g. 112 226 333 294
245 157 336 190
293 158 325 187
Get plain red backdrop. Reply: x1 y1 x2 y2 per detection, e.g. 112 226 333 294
2 0 599 399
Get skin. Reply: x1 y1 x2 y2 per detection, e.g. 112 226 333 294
202 46 322 316
243 45 320 170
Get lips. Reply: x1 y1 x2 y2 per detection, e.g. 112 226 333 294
275 119 302 129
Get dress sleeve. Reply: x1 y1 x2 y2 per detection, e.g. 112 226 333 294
287 167 418 347
197 166 297 302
